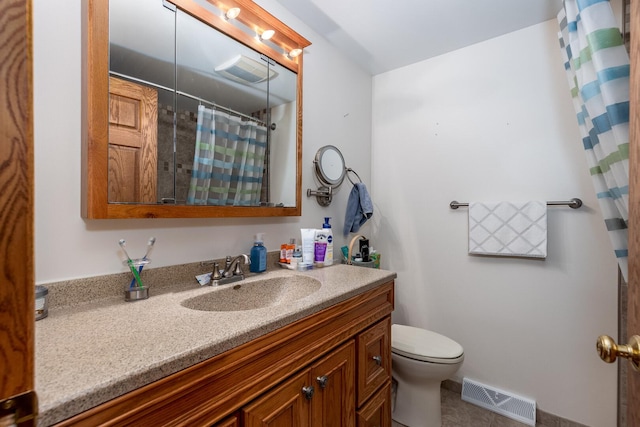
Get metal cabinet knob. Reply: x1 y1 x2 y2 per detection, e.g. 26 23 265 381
302 385 315 400
316 375 329 389
372 355 382 366
596 335 640 371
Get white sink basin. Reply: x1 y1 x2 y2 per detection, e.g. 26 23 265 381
181 275 322 312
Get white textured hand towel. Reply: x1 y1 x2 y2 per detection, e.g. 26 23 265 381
468 201 547 258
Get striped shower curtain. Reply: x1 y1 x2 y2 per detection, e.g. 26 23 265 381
187 105 267 206
558 0 630 280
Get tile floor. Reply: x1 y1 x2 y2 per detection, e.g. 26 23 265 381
391 388 555 427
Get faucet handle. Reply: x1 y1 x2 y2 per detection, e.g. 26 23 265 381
212 262 222 280
223 256 233 277
233 262 244 276
233 254 250 276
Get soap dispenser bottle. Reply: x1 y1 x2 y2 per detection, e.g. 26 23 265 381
323 217 333 266
250 233 267 273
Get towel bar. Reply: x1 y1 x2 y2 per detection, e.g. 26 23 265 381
449 198 583 210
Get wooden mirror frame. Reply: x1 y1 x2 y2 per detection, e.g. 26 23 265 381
81 0 311 219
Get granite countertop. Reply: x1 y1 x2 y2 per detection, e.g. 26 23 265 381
35 264 396 426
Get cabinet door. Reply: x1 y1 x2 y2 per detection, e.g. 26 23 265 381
310 340 356 427
357 318 391 406
243 370 312 427
356 382 391 427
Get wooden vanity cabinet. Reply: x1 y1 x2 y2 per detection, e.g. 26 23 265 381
242 319 392 427
56 281 394 427
243 341 355 427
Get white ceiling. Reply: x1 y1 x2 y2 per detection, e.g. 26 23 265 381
272 0 564 75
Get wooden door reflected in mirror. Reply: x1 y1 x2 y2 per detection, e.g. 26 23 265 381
108 77 158 203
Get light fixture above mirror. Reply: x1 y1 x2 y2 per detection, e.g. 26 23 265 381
224 7 240 20
288 48 303 59
259 29 275 41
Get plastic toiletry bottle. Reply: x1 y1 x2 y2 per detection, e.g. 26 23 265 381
322 217 333 266
359 238 369 262
300 229 316 265
291 246 302 270
370 247 380 269
250 233 267 273
314 228 327 267
314 217 334 267
286 238 296 263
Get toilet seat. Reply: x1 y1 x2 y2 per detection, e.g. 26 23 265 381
392 324 463 364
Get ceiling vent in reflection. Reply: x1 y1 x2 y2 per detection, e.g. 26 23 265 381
215 55 278 84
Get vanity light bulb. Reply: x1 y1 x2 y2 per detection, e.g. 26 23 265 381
261 29 275 40
224 7 241 20
288 48 303 58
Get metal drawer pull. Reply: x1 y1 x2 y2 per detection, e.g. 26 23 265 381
316 375 329 389
372 355 382 365
302 385 315 400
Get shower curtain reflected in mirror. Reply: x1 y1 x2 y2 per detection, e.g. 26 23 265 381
187 105 267 206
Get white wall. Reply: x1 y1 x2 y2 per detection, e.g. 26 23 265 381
32 0 372 283
371 20 618 426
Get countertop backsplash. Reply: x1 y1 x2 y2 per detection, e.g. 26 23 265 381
43 251 282 310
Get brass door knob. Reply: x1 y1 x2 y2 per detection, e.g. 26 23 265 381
596 335 640 371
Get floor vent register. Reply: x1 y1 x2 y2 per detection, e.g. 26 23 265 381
461 377 536 426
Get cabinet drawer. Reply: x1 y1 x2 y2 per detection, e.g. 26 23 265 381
357 382 391 427
356 317 391 406
214 413 239 427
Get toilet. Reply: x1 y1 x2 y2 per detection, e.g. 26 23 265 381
391 324 464 427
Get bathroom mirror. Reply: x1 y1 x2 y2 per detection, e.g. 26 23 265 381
82 0 311 219
314 145 346 187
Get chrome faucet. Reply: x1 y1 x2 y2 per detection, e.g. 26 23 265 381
211 254 250 286
223 254 250 277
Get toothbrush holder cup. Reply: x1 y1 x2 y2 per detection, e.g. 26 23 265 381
124 258 151 301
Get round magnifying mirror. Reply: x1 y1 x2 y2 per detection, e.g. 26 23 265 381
314 145 346 187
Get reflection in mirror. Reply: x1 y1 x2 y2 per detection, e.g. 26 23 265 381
109 0 297 207
84 0 311 218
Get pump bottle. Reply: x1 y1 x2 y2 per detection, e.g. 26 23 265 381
322 217 333 266
250 233 267 273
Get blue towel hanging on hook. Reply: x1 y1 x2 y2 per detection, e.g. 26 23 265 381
343 183 373 236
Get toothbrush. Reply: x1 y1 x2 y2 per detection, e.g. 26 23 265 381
128 237 156 288
119 239 132 261
142 237 156 260
120 239 143 289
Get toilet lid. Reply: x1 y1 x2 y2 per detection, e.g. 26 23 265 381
391 324 464 364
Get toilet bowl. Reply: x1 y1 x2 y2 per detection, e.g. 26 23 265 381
391 324 464 427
